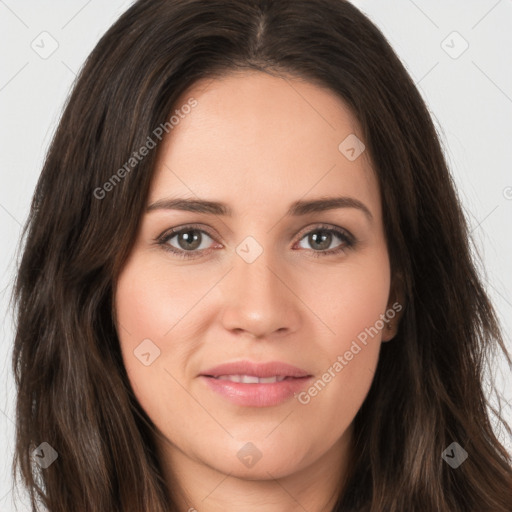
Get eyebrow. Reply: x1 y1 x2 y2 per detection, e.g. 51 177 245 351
146 196 373 221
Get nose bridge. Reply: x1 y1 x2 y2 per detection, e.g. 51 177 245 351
237 236 280 295
220 233 301 338
235 233 285 306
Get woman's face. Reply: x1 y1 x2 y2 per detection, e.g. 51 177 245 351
115 70 400 483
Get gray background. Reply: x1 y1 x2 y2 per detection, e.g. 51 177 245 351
1 0 511 510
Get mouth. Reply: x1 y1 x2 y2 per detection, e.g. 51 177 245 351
205 374 304 383
199 360 311 379
198 361 313 407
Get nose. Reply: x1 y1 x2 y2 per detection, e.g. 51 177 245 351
220 245 302 339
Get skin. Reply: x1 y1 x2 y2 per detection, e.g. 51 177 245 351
114 70 403 512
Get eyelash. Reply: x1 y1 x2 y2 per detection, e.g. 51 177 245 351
156 223 356 260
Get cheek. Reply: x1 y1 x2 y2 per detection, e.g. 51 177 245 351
309 249 391 351
114 255 187 399
114 252 224 423
115 258 193 336
299 250 390 408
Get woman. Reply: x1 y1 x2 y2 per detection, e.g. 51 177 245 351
11 0 512 510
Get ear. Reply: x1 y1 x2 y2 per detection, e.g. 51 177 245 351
381 272 406 342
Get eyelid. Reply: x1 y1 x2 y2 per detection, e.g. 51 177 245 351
157 223 219 243
294 222 355 244
158 222 354 241
156 222 356 258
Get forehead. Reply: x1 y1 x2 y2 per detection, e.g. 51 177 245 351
149 70 379 218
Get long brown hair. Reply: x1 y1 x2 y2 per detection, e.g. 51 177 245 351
11 0 512 510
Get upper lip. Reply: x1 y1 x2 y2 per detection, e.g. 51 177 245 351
200 360 312 378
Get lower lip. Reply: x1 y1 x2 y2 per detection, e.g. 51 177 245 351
199 376 313 407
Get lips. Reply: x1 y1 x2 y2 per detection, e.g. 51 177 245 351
200 360 311 379
215 375 287 383
199 360 313 407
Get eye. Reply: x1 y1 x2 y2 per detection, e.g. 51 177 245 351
157 225 218 259
294 224 355 257
156 223 356 260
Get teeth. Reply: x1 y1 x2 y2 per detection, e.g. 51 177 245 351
216 375 288 383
